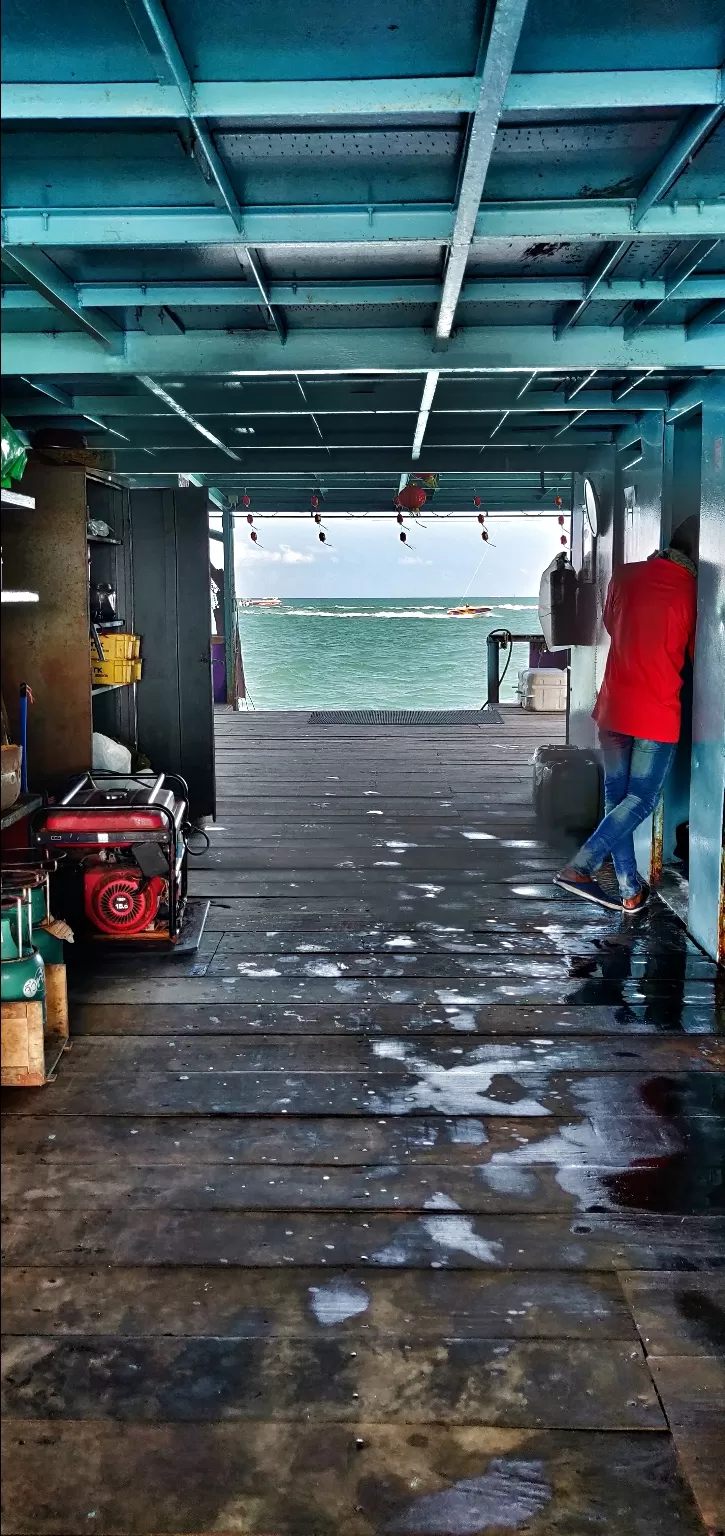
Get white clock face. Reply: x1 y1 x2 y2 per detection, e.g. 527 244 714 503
583 478 599 537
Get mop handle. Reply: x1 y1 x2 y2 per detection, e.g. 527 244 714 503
19 682 34 794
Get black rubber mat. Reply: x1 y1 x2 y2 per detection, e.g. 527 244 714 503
308 708 503 725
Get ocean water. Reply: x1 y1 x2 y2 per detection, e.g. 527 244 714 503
237 598 542 711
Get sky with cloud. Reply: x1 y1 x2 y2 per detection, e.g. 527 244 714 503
210 515 563 599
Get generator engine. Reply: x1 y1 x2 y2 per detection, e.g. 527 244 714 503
83 858 167 936
33 773 189 944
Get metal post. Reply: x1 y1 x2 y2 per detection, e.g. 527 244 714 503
221 507 237 706
486 633 501 704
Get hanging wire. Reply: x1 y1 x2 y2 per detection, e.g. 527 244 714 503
455 547 489 607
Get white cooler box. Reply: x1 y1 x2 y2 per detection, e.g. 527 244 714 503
517 667 568 712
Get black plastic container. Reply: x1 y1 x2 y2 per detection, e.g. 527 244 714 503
533 744 603 834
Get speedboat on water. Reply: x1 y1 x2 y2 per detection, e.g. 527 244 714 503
447 604 492 616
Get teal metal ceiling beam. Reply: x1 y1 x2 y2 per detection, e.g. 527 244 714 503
621 238 720 339
1 248 121 349
18 376 130 439
189 472 231 512
666 377 711 420
137 375 241 459
686 299 725 338
5 277 725 309
565 371 598 401
3 388 671 416
435 0 530 343
6 201 724 247
123 0 284 343
238 246 286 343
3 70 723 120
122 0 244 236
633 106 724 226
504 69 725 113
554 410 587 438
3 327 718 376
612 371 655 401
614 419 643 450
45 447 598 473
554 241 630 337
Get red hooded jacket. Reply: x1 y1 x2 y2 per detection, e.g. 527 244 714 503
593 556 697 743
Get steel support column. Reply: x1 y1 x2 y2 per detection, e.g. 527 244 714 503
221 506 237 707
689 378 725 961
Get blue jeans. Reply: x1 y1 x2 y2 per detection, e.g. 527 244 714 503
571 731 676 897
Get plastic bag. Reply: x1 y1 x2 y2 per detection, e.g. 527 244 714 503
92 733 132 773
1 416 28 488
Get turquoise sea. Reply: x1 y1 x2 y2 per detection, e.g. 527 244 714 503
237 598 542 711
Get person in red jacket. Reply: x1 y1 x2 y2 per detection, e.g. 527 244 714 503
556 517 698 913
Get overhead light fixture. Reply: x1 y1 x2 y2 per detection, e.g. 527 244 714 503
234 426 256 434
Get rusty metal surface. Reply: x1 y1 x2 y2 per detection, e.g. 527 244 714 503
0 463 92 785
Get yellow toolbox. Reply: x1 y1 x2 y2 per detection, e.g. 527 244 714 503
91 658 133 685
93 632 138 661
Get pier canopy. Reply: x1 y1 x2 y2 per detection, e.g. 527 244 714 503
1 0 723 513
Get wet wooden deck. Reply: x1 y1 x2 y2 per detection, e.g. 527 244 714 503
2 707 724 1535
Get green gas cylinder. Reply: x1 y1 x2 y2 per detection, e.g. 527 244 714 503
1 895 47 1086
2 862 71 1035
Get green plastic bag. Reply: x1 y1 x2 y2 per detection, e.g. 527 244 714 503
1 415 28 489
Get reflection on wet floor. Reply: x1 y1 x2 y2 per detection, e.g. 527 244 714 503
2 710 723 1535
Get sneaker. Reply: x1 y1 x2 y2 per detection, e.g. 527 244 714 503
554 870 623 911
622 883 649 914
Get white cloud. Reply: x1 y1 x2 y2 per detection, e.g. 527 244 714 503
281 545 314 564
239 543 314 565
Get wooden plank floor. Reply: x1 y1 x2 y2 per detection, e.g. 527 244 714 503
2 706 724 1535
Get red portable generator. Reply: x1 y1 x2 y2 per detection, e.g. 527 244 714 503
33 773 194 945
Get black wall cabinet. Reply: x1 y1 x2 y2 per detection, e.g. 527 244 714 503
130 487 215 820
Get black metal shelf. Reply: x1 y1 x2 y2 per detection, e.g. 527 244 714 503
0 793 42 832
91 681 134 696
87 534 122 545
1 487 35 510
